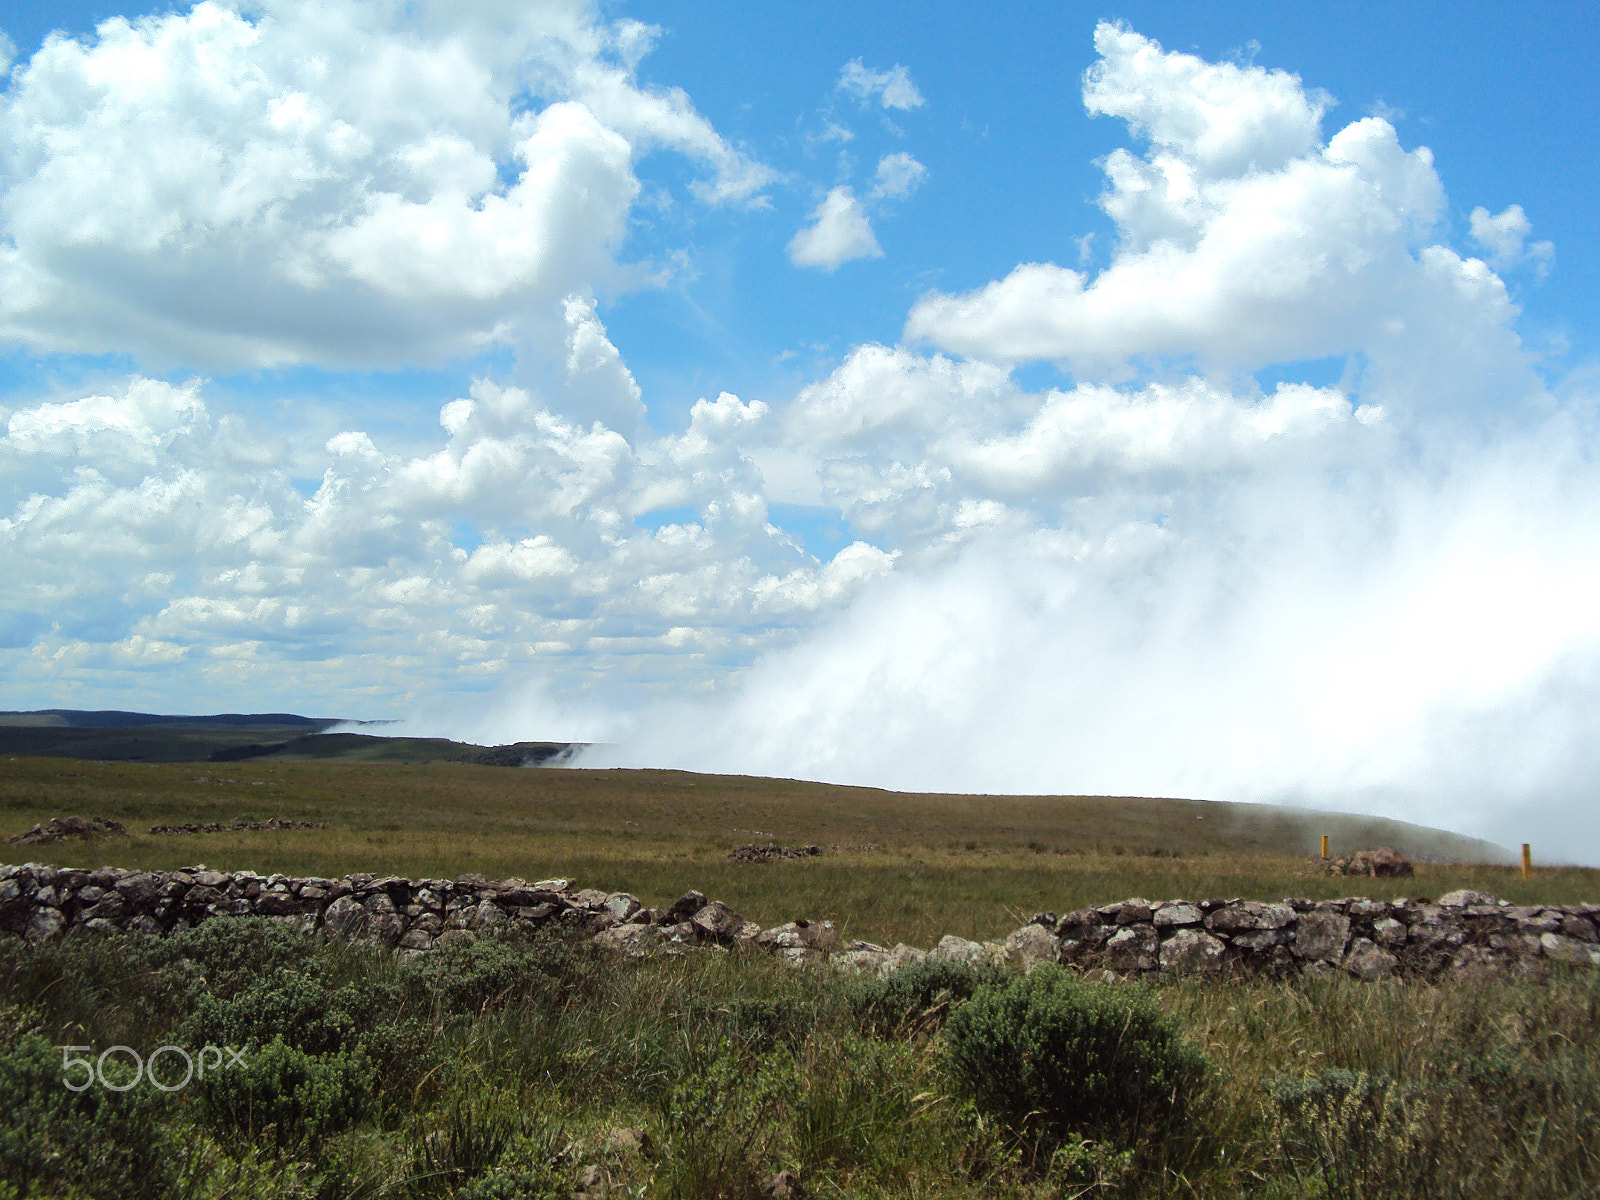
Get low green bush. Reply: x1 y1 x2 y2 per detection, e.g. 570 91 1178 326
654 1038 791 1200
0 1033 174 1199
179 965 434 1096
845 957 1005 1035
942 966 1209 1148
197 1037 371 1150
163 917 318 998
679 994 820 1054
397 928 591 1015
183 972 378 1055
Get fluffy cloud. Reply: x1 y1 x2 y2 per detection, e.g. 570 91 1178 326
837 59 924 111
1470 203 1554 275
5 20 1596 862
596 409 1600 866
1084 22 1327 178
6 376 206 464
787 186 882 270
906 23 1534 416
0 0 770 369
578 27 1600 862
0 299 918 703
869 152 926 200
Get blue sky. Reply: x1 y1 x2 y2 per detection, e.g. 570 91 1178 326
2 1 1599 857
4 2 1595 419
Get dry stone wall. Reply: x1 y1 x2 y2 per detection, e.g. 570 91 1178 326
2 862 1597 982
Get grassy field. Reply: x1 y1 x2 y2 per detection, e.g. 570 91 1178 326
5 914 1599 1199
5 753 1600 1199
3 754 1591 947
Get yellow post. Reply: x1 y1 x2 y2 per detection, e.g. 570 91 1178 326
1320 834 1329 860
1522 843 1532 879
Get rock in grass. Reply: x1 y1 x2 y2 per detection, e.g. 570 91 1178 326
25 906 65 942
1154 902 1202 927
1293 910 1350 963
1159 928 1225 974
593 924 668 956
928 934 993 966
1001 923 1060 971
663 890 707 923
760 1170 805 1200
1541 933 1600 965
1102 925 1159 972
690 900 743 942
1344 938 1397 980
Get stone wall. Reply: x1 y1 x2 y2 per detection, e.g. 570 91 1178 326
3 861 1597 981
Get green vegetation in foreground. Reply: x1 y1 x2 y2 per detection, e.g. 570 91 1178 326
2 755 1589 948
3 918 1599 1199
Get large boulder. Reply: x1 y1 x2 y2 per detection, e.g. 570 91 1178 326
1344 938 1397 980
1159 928 1225 974
25 906 66 943
1438 890 1500 908
1541 933 1600 966
114 872 161 906
927 934 995 966
664 891 709 923
1206 901 1294 934
690 900 744 943
1153 902 1203 928
1328 847 1413 877
1293 911 1350 962
1000 923 1060 971
594 924 669 957
1102 925 1159 972
322 894 364 937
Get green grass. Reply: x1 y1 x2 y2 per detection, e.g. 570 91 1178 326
3 755 1591 947
3 920 1598 1199
4 752 1599 1198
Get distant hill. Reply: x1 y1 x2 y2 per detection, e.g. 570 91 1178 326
0 708 344 729
0 709 571 766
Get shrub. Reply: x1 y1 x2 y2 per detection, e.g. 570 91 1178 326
198 1037 371 1150
0 1033 174 1199
942 967 1209 1147
791 1036 924 1176
1267 1069 1422 1200
409 1100 570 1199
680 995 820 1054
0 930 175 1048
654 1039 791 1200
398 929 590 1015
164 917 319 998
182 970 403 1054
846 957 1005 1036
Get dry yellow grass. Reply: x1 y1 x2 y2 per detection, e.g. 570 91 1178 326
3 754 1591 946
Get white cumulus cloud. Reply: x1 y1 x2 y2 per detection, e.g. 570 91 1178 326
5 20 1598 865
1469 203 1554 275
869 151 927 200
0 0 771 370
837 59 924 110
787 186 882 270
905 23 1533 418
